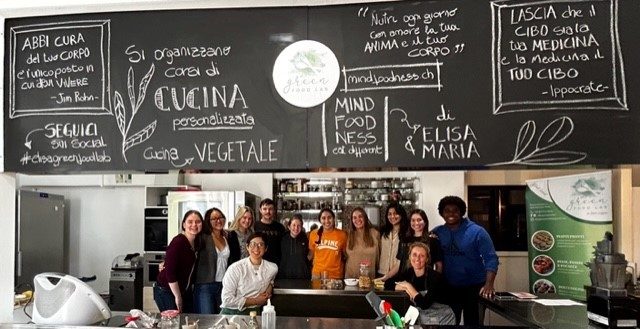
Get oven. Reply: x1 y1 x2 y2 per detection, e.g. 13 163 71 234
143 207 167 286
144 208 168 252
143 252 165 287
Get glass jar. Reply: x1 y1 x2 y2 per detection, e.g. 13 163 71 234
358 260 371 288
159 310 179 329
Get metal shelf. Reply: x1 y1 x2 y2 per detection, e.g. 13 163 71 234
278 192 341 198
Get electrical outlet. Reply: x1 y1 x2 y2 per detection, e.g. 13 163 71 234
115 173 132 184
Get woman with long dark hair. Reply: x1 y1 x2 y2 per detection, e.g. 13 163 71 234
308 208 347 279
193 208 241 314
377 203 408 281
385 209 443 280
154 210 203 313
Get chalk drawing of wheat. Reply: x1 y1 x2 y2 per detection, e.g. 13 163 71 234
489 116 586 166
111 64 156 163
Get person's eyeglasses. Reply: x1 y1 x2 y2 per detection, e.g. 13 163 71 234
248 242 266 249
210 217 225 222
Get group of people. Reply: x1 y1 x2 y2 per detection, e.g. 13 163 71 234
153 195 499 325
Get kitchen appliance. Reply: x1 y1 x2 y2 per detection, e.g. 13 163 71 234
585 232 639 328
167 191 259 238
109 253 143 311
143 252 165 287
144 207 168 252
15 190 65 292
33 272 111 325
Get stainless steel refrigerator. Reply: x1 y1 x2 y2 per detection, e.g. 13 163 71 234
15 190 65 291
167 191 260 238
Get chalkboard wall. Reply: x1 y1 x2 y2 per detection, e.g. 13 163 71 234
5 0 640 172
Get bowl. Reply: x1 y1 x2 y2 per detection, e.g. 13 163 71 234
344 278 358 286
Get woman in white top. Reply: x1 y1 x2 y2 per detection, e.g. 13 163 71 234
193 208 241 314
228 206 255 259
220 232 278 315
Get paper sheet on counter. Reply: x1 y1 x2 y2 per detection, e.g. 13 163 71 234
533 299 584 306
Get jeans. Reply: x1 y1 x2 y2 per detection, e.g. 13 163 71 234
153 283 194 313
193 282 223 314
153 284 177 312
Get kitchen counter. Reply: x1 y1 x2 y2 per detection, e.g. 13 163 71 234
481 295 599 329
3 312 529 329
272 279 409 319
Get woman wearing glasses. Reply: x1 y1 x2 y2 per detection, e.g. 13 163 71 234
193 208 241 314
220 232 278 315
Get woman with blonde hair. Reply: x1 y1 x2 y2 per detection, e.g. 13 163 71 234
228 206 255 259
385 242 455 325
344 207 379 279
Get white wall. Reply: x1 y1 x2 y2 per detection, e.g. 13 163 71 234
15 185 145 294
185 173 273 200
0 174 16 323
418 171 464 228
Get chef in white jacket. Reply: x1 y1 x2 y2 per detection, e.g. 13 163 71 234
220 232 278 315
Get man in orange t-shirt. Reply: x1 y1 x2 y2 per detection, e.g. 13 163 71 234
308 208 347 279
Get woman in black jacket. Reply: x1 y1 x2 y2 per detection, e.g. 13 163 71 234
277 214 311 279
385 242 455 325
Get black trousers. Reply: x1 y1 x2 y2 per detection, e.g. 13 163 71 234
447 283 484 325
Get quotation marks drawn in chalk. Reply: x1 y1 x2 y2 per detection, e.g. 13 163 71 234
111 64 156 162
357 7 369 17
489 116 586 166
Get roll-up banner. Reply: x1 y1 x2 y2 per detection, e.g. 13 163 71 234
526 171 612 300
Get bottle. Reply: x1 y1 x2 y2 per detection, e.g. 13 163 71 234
248 311 258 329
261 299 276 329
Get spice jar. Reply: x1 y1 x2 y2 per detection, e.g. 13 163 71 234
358 260 371 288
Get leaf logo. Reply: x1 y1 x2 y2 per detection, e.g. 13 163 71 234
290 50 326 75
489 116 586 166
572 178 605 196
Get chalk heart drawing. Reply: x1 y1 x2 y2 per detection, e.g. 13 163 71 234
489 116 586 166
111 64 156 162
272 40 340 108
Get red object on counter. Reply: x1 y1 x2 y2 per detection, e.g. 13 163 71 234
124 315 139 322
